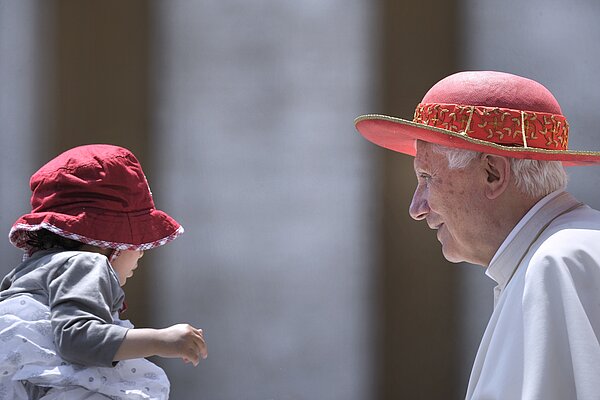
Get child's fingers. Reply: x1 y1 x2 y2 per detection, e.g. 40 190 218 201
181 346 199 366
170 324 207 366
191 328 208 360
185 338 206 364
183 332 206 365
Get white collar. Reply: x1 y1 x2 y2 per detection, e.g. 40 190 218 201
487 190 562 267
485 191 582 300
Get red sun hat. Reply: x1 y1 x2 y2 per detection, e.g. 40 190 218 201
354 71 600 166
9 144 183 254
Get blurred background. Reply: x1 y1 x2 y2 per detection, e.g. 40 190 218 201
2 1 600 399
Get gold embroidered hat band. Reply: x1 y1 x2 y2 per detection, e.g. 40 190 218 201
354 71 600 166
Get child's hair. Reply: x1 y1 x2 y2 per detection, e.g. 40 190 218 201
25 229 83 252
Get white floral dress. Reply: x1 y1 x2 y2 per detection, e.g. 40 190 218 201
0 295 170 399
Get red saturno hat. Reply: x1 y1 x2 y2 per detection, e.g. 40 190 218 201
354 70 600 166
9 144 183 254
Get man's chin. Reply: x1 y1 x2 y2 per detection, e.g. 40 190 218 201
440 246 465 264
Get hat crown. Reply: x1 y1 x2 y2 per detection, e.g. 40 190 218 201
10 144 183 252
30 144 154 215
421 71 563 115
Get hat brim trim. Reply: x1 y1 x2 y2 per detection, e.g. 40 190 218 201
9 217 183 254
355 114 600 166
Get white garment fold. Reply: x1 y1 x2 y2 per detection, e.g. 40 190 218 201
0 295 170 400
467 192 600 399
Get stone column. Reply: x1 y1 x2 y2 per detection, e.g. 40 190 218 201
0 1 55 272
50 0 152 323
149 1 377 399
378 0 462 398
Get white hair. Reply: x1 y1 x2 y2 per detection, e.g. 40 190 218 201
430 144 568 198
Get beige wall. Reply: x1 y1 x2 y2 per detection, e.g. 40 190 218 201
49 0 153 324
376 0 462 398
148 1 377 398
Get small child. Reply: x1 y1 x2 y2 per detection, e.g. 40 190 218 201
0 144 207 399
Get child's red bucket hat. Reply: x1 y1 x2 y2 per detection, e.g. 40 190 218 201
9 144 183 253
355 71 600 166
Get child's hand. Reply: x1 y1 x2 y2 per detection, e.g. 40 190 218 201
113 324 207 365
157 324 208 366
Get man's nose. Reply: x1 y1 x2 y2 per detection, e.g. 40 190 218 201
409 188 429 221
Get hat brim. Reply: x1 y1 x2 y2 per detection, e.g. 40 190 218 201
9 208 183 252
355 114 600 166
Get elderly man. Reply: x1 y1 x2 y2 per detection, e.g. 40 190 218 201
355 71 600 399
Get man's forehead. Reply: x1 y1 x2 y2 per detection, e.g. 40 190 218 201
413 142 453 176
414 141 434 166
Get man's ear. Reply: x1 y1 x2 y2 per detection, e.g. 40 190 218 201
482 154 511 199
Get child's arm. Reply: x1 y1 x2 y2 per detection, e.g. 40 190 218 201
113 323 208 366
49 253 133 367
49 253 207 367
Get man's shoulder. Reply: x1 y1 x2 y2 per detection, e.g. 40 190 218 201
529 205 600 265
547 203 600 231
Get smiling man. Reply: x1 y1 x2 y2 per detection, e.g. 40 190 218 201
355 71 600 399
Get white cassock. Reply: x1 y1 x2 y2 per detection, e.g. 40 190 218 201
466 191 600 400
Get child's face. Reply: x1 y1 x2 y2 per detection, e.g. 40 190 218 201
111 250 144 286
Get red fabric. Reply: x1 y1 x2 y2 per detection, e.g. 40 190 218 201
421 71 563 114
414 103 569 151
355 117 600 166
354 71 600 165
10 144 183 250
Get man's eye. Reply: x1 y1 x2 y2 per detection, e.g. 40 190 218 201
419 173 431 180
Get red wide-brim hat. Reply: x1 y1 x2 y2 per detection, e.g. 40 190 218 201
9 144 183 253
355 71 600 166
